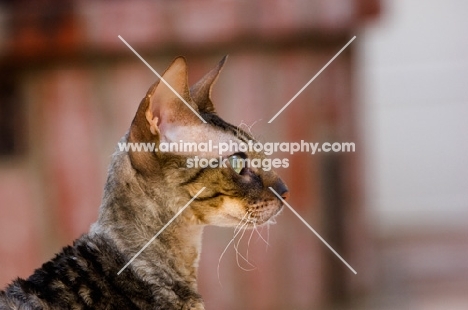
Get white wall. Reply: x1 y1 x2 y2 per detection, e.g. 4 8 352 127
361 0 468 235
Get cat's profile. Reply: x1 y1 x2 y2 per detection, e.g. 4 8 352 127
0 56 289 309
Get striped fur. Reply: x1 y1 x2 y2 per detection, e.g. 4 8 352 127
0 235 200 309
0 57 288 309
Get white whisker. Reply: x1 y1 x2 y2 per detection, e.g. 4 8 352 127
254 222 270 249
266 222 271 251
233 220 255 271
217 213 250 284
253 221 267 244
234 212 250 235
246 224 256 260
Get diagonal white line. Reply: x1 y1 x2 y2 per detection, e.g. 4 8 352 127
118 35 207 124
269 187 357 274
268 36 356 123
117 187 206 275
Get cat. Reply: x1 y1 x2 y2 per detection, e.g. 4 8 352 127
0 56 289 309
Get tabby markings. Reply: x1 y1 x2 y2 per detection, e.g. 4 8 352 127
117 187 206 275
118 36 358 275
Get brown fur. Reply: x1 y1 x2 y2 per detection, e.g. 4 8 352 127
0 57 288 309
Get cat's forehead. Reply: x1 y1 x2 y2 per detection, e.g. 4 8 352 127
161 123 246 157
162 123 238 142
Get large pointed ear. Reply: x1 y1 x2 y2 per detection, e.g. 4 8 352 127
190 55 227 113
129 57 200 144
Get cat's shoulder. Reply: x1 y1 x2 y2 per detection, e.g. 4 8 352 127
0 234 150 309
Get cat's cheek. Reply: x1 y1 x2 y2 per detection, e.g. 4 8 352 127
201 197 247 227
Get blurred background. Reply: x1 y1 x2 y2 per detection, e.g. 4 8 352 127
0 0 467 309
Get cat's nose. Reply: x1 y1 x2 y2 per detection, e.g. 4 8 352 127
272 178 289 201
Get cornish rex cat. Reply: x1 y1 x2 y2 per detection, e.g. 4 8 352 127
0 56 289 309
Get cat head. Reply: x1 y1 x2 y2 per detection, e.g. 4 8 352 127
126 56 289 228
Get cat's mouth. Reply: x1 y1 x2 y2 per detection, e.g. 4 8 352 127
241 198 284 227
191 194 283 227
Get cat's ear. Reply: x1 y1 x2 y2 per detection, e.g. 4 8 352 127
129 57 200 144
146 57 201 135
190 55 227 113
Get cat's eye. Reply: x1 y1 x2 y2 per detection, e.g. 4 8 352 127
228 154 245 174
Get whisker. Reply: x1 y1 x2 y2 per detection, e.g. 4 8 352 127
233 220 255 271
266 222 271 251
253 222 270 248
246 223 256 260
234 212 250 235
217 214 250 284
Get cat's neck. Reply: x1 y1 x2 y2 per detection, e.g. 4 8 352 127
91 150 204 289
